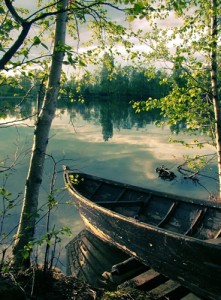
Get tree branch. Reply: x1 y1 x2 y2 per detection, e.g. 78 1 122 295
0 21 31 70
5 0 24 24
26 0 63 21
5 55 52 71
0 0 125 70
0 1 65 70
0 114 37 128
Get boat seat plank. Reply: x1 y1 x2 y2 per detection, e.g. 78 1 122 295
118 269 166 291
149 279 181 298
158 202 178 227
123 269 161 287
185 209 207 236
98 200 144 207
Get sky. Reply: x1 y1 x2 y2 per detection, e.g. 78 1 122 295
4 0 185 77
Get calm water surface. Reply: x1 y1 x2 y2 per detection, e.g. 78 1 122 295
0 101 218 270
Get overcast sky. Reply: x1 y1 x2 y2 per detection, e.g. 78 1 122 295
7 1 183 76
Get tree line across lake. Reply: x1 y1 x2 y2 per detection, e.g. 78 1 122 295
0 61 191 140
0 63 170 101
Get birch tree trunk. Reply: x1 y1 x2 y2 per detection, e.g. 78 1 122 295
13 0 68 268
210 0 221 198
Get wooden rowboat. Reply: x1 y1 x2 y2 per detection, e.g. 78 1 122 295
63 166 221 300
66 229 201 299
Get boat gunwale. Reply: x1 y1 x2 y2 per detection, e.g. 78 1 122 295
64 168 221 247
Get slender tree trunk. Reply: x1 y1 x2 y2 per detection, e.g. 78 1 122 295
13 0 68 268
210 0 221 199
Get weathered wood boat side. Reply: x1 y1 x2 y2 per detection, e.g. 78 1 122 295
66 229 146 289
64 167 221 300
67 230 202 299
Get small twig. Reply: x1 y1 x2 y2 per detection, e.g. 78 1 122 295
0 113 37 128
8 271 26 297
0 248 7 272
30 266 35 298
183 171 199 180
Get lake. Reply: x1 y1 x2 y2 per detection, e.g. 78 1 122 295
0 98 218 270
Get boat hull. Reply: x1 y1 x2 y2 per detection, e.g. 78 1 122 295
66 230 204 299
73 194 221 300
63 168 221 300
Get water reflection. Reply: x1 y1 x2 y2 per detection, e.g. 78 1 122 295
0 94 178 142
0 96 218 270
0 96 217 198
57 95 163 141
100 101 113 141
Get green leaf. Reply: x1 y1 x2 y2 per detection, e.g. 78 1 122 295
0 6 5 14
79 60 87 67
33 36 41 46
41 42 48 50
22 251 29 259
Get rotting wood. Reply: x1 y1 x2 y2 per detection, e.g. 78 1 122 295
118 269 165 290
67 230 204 299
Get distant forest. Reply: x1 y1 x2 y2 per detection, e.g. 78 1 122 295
0 57 192 139
0 54 172 106
63 67 171 103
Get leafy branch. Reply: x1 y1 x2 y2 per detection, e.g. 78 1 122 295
1 0 127 71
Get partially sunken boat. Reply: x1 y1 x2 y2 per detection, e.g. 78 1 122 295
66 229 201 299
64 166 221 300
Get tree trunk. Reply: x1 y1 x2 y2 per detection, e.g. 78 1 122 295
210 0 221 199
13 0 68 268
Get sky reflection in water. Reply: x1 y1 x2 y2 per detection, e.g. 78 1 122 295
51 109 217 198
0 105 218 270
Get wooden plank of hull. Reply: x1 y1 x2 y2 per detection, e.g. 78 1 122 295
66 229 131 288
74 197 221 300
